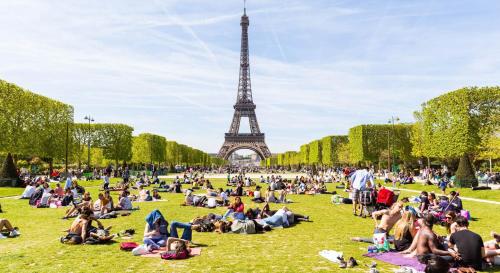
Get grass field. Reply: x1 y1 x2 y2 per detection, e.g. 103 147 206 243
0 178 499 273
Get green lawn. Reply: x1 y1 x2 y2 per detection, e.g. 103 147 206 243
0 179 499 273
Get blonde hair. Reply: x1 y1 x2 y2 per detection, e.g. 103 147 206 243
394 211 415 240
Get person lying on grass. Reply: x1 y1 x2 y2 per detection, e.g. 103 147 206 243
255 206 309 228
143 209 200 251
351 201 405 243
0 218 20 238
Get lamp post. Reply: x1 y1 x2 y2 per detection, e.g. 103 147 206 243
388 116 400 173
84 115 94 170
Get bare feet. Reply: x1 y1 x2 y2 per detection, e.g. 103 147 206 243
491 231 499 242
191 224 201 230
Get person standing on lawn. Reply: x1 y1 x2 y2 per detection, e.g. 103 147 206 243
350 166 374 216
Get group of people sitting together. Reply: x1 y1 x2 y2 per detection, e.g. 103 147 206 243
347 167 499 271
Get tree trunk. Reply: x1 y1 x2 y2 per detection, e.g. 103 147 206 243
455 153 478 188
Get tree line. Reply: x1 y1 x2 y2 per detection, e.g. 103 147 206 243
264 87 499 187
0 80 224 177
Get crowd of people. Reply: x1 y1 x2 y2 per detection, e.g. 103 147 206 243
2 162 498 271
346 166 500 271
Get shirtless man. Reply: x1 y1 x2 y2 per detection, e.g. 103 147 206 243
416 214 459 263
62 207 105 244
351 201 404 243
372 201 405 234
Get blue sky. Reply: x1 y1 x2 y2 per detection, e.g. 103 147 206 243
1 0 499 154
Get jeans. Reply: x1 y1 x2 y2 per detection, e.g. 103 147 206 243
222 209 246 220
262 211 289 227
143 236 166 250
169 221 192 241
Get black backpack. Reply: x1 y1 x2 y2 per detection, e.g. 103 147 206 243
29 188 43 206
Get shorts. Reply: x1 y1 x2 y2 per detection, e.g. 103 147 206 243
352 189 360 201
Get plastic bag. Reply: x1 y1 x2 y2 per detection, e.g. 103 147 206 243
373 232 390 252
131 244 149 256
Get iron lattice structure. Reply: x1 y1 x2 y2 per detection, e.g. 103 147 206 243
218 8 271 160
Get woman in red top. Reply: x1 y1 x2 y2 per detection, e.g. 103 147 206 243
222 197 245 220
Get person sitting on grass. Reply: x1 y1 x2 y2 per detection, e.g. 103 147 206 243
143 209 169 250
61 207 112 244
448 216 487 271
115 191 133 210
0 218 20 238
393 210 417 251
222 197 245 220
415 214 459 264
143 209 199 250
152 189 161 200
351 201 405 243
448 191 463 213
39 189 58 208
93 193 112 215
63 191 93 218
61 188 75 207
54 183 65 198
484 231 500 267
21 182 36 199
252 186 264 203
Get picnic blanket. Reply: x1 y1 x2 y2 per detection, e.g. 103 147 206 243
364 252 425 272
141 247 202 258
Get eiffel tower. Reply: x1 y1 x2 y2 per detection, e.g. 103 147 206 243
218 4 271 160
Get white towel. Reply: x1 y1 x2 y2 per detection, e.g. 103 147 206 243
318 250 343 263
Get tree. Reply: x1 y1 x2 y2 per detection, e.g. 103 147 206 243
321 135 348 166
0 80 74 175
348 124 413 166
299 144 309 165
131 133 166 165
308 140 322 166
419 87 500 187
0 153 19 187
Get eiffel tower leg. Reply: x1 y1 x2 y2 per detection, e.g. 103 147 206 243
248 113 261 134
229 111 241 134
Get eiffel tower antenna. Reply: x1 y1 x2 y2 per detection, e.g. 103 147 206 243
218 1 271 160
244 0 246 15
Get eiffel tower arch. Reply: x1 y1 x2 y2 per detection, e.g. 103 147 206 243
218 5 271 160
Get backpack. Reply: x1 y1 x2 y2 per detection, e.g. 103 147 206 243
29 188 43 206
120 242 139 251
342 198 353 204
161 249 189 260
191 217 214 232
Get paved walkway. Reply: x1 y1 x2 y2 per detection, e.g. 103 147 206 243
388 187 500 205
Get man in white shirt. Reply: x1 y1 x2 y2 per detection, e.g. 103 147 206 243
21 183 36 199
350 166 374 216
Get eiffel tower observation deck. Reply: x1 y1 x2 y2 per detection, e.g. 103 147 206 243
217 3 271 160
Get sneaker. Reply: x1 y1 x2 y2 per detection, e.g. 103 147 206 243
0 233 6 239
9 229 20 237
347 257 358 268
338 257 347 269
